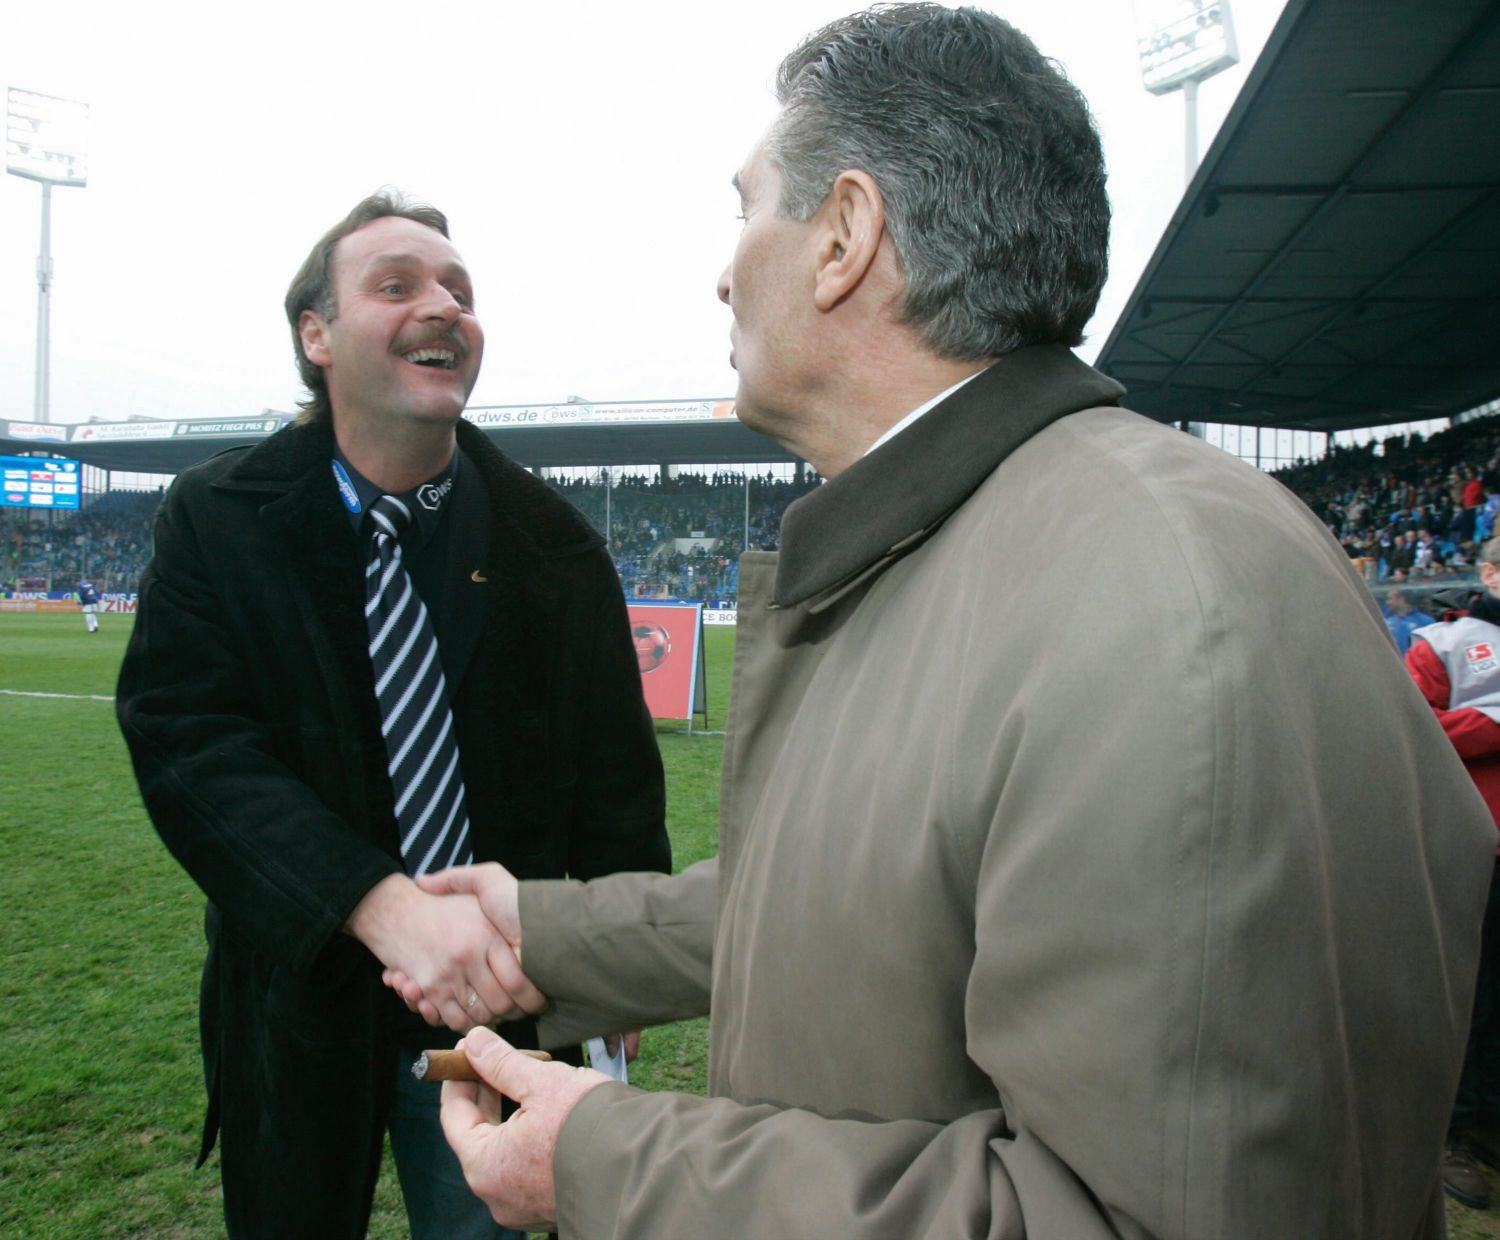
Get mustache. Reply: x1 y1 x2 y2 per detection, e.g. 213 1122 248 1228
394 329 470 358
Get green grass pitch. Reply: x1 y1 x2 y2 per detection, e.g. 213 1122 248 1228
3 611 1495 1238
0 612 727 1238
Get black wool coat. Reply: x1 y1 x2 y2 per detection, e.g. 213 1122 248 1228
116 417 668 1230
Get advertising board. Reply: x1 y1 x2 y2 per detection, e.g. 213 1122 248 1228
626 602 707 725
1 455 82 510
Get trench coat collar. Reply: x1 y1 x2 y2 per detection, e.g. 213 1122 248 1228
772 345 1124 610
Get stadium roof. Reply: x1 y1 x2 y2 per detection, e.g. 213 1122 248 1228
0 401 797 475
1095 0 1500 433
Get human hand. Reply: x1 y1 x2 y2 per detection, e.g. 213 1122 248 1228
417 861 523 948
381 862 540 1025
441 1024 610 1231
604 1031 642 1063
348 873 545 1030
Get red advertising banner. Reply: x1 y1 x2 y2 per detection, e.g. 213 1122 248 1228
626 602 706 725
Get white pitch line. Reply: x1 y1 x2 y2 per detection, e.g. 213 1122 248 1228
1 689 115 702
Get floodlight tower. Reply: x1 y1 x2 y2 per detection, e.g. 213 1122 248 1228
1135 1 1239 186
6 87 89 425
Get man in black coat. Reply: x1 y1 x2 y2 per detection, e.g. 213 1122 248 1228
116 192 669 1239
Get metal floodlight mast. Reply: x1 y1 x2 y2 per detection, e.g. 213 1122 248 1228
6 86 90 425
1133 0 1239 184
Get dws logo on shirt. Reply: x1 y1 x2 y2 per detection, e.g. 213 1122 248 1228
417 476 455 511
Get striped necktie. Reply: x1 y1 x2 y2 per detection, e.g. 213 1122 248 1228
364 493 473 875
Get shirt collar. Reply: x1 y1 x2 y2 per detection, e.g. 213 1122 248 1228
331 446 459 549
862 366 990 458
773 345 1124 610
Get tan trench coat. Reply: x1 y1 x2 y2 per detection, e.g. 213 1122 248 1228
523 347 1493 1239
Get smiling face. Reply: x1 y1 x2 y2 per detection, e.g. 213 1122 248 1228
298 215 484 438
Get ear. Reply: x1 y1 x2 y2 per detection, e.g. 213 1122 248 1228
299 309 332 368
813 169 885 312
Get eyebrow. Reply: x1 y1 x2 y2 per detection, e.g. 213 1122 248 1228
360 251 472 284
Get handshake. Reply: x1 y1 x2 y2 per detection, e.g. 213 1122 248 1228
353 862 643 1066
349 861 545 1032
350 861 623 1231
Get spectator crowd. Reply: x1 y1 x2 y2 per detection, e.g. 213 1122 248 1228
544 468 819 601
1274 412 1500 588
1 471 821 604
10 410 1500 615
1268 410 1500 650
2 490 160 594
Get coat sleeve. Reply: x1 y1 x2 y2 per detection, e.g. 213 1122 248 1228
116 474 399 976
535 850 1114 1239
555 1088 1045 1240
524 859 716 1048
523 856 1117 1239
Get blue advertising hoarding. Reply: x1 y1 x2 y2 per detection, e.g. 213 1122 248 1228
1 455 82 510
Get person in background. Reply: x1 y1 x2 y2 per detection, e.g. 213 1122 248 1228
1385 587 1436 655
1414 528 1442 577
75 578 102 633
1408 538 1500 1210
1391 528 1420 579
1479 472 1500 543
1461 466 1486 543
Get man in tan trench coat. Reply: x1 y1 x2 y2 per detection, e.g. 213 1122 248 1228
390 5 1496 1235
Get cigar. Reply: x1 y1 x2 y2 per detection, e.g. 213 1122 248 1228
412 1046 551 1081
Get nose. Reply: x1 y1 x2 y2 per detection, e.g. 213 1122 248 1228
419 281 463 323
717 264 731 306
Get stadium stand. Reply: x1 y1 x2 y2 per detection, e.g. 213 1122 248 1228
2 489 161 593
547 469 818 600
1 472 820 602
1272 412 1500 592
9 409 1500 610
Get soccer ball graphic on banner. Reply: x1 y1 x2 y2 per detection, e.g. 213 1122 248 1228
632 622 671 673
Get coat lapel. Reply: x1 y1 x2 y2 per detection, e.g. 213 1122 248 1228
216 422 391 845
440 451 492 691
262 470 368 682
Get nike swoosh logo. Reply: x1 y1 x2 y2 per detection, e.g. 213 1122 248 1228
470 570 489 583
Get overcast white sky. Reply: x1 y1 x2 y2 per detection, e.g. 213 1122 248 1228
2 0 1288 427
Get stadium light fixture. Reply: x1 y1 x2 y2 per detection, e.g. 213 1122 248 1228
6 87 90 425
1133 0 1239 184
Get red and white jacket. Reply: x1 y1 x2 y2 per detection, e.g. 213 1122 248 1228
1408 612 1500 836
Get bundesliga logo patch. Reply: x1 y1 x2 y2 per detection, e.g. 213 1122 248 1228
1466 642 1498 673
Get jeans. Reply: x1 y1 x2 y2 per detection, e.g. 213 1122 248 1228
391 1047 526 1240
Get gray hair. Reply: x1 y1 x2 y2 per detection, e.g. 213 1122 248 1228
768 2 1110 360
